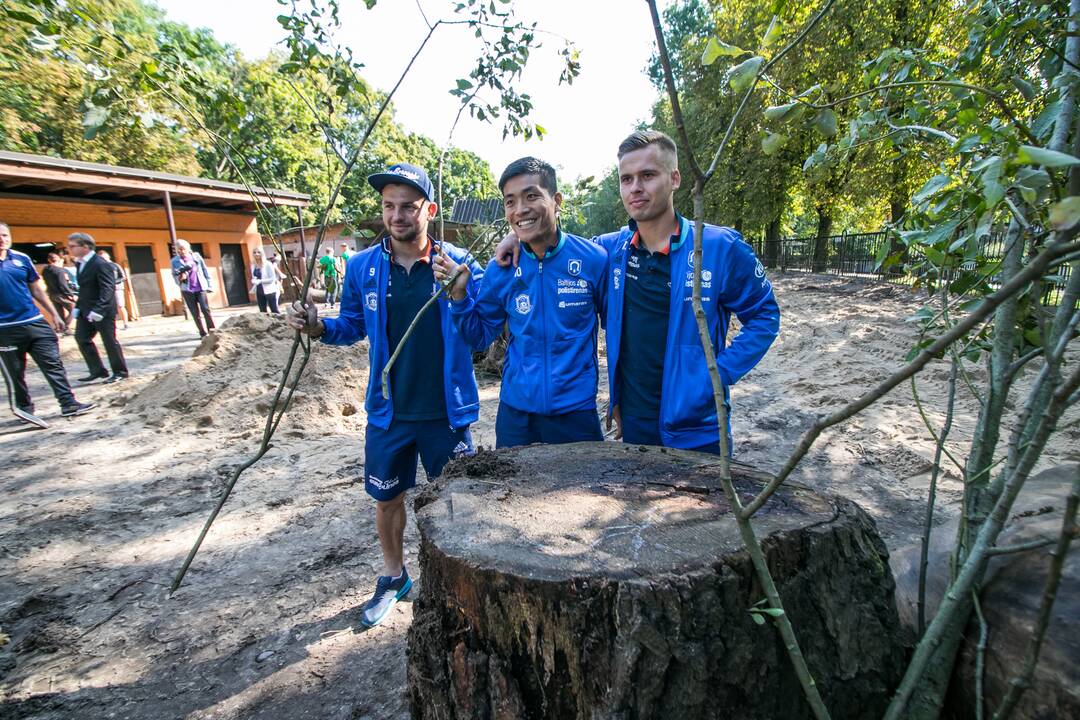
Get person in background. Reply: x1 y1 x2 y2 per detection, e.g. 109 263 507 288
318 246 339 309
68 232 129 384
250 246 281 314
42 252 76 333
98 250 129 330
63 254 79 292
338 241 353 283
0 221 95 419
170 239 216 337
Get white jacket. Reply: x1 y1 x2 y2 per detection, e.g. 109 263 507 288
251 258 282 295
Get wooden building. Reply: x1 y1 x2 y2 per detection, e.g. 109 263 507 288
0 151 308 316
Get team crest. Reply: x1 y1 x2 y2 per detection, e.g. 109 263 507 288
568 258 582 276
365 291 378 311
514 294 532 315
755 260 765 278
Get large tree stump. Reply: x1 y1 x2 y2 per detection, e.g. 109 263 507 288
407 442 905 720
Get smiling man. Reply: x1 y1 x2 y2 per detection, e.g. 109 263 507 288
436 157 607 447
495 131 780 453
287 162 484 628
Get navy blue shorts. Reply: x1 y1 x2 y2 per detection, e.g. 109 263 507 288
621 414 729 455
495 400 603 448
364 419 474 501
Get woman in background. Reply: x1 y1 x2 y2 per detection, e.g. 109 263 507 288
250 246 281 314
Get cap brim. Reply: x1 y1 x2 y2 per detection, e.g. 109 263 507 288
367 173 431 200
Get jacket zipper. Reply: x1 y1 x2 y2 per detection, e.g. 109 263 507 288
537 259 549 415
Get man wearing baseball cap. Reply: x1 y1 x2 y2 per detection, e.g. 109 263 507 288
287 162 484 628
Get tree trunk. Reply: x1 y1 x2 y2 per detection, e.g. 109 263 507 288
813 206 832 273
765 217 781 269
408 443 906 720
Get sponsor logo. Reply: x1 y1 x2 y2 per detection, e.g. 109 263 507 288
755 260 765 278
559 300 590 309
432 282 439 296
687 252 695 268
390 166 421 181
702 270 713 282
454 386 463 405
515 294 532 314
613 267 621 290
368 474 399 491
568 258 582 276
365 292 378 311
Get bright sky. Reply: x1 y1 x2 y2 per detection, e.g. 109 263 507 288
153 0 673 185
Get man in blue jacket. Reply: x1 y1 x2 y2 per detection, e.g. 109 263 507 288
435 157 607 447
287 163 484 628
496 131 779 453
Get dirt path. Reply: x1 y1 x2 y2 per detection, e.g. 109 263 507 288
1 275 1075 719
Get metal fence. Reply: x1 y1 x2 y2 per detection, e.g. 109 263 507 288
749 231 1073 306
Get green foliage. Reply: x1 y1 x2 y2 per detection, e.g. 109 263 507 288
0 0 511 231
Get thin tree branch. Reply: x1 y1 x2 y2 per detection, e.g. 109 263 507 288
985 536 1058 556
743 239 1080 519
974 590 988 720
991 465 1079 719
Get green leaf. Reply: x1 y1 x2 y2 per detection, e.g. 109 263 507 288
702 37 748 66
456 78 474 91
727 55 764 93
1015 145 1080 168
82 105 108 129
1049 196 1080 230
750 612 766 625
761 132 787 155
4 8 45 26
979 156 1004 207
763 102 800 123
913 174 951 205
762 15 782 47
761 607 785 617
1011 75 1036 101
812 109 838 138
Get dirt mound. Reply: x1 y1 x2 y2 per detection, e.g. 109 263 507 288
125 312 369 435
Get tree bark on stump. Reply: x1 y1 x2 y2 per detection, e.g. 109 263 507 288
407 442 905 720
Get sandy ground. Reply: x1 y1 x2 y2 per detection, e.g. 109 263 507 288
0 274 1076 719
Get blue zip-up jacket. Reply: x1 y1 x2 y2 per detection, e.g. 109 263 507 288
601 217 780 449
320 238 485 430
450 232 607 415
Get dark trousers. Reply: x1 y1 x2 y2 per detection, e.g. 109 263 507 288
255 286 280 314
49 293 75 330
0 318 76 411
494 400 603 448
182 291 215 336
621 414 727 455
75 313 128 377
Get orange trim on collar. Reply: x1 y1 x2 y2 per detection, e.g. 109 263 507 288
629 231 672 255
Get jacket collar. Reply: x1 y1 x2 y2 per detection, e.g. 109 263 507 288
380 233 437 265
521 230 566 261
627 214 687 255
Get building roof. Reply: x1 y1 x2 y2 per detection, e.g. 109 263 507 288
0 151 309 211
450 198 503 225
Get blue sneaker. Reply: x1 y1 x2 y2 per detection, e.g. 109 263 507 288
360 568 412 628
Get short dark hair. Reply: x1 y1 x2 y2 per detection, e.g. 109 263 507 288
617 130 679 164
68 232 96 251
498 157 557 195
47 252 60 262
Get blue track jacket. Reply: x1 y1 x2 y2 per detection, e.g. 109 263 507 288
450 232 607 415
601 217 780 448
320 238 485 430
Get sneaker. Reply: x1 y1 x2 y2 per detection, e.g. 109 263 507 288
61 402 97 417
77 371 109 383
360 568 412 628
102 373 129 385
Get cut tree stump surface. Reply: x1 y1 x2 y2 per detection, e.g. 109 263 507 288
408 442 905 720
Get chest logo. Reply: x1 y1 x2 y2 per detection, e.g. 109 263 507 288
514 294 532 315
687 252 694 268
568 258 581 276
365 291 378 311
702 270 713 282
613 267 621 290
11 258 24 268
755 259 765 278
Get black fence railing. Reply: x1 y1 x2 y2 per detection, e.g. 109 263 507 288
748 231 1072 306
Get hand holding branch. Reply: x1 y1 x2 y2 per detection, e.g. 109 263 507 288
286 300 324 338
433 248 470 301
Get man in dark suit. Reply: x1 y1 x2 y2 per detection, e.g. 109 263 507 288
67 233 129 384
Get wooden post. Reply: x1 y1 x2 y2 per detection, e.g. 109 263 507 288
163 191 185 319
296 206 307 261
